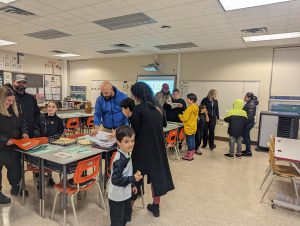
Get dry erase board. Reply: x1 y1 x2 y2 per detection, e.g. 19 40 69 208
181 80 260 119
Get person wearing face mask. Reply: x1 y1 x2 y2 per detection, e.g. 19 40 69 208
0 86 29 204
154 83 172 107
91 81 128 136
12 74 41 137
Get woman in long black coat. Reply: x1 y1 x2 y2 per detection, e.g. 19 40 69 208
130 82 174 217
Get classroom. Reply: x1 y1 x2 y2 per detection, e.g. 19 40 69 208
0 0 299 226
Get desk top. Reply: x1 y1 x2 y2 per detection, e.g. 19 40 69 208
57 112 93 119
164 121 183 132
274 137 300 163
17 143 108 165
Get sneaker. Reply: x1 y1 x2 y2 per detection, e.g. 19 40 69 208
195 149 202 155
0 192 11 204
209 144 216 150
10 186 29 196
242 152 252 157
147 204 160 217
48 178 55 187
224 153 234 158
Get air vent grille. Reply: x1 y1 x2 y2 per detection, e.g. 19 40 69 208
25 29 71 40
154 42 198 50
97 49 129 54
0 6 35 16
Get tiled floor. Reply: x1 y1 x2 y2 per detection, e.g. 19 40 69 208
0 140 299 226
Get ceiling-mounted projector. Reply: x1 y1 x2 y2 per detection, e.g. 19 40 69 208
142 63 160 72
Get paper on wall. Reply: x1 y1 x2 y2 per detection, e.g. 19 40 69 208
51 87 60 94
0 62 3 70
26 88 37 95
11 56 17 64
0 54 3 62
3 71 12 84
38 88 44 94
3 55 10 63
4 63 10 70
53 94 60 100
46 94 53 100
45 87 51 94
17 64 23 72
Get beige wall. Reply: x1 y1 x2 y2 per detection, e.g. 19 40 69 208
69 54 178 100
69 47 275 140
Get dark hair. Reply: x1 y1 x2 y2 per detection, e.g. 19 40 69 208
116 125 135 142
130 82 155 104
200 104 206 109
187 93 197 103
172 88 180 93
120 97 135 111
245 92 258 101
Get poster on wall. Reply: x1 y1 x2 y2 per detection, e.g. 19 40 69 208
4 63 10 70
3 71 12 84
11 63 17 71
0 54 3 62
44 74 61 101
0 62 3 70
3 55 10 63
17 64 23 72
11 56 17 64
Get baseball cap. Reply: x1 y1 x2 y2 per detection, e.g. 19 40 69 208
15 74 27 82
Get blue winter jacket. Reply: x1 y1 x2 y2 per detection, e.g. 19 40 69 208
94 87 128 129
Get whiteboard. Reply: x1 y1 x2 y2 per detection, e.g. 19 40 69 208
181 80 260 119
91 80 136 107
271 47 300 96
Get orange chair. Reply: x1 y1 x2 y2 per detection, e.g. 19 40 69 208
64 117 80 136
106 151 117 178
51 155 106 226
178 128 186 151
166 130 180 161
84 116 94 133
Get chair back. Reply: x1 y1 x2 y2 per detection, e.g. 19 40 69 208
73 155 100 185
86 116 94 128
178 128 185 142
107 151 118 177
166 130 178 144
267 142 276 172
270 134 275 150
66 117 80 130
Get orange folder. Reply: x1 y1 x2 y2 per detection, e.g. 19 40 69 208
11 138 40 151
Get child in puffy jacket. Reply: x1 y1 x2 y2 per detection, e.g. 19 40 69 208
179 93 199 161
224 99 248 158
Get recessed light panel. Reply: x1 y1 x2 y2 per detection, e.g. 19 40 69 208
0 39 16 46
97 49 129 54
154 42 198 50
53 53 79 57
243 32 300 42
219 0 291 11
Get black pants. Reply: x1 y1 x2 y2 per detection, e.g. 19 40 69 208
109 198 132 226
195 121 205 150
0 150 21 191
203 118 216 147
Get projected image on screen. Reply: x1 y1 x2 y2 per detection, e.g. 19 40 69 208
137 75 176 95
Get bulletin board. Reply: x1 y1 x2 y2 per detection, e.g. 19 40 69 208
91 80 135 107
44 74 62 101
12 72 45 103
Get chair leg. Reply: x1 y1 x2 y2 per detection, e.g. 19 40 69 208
259 167 271 190
71 194 79 226
140 185 145 209
32 173 39 203
174 146 181 162
260 175 276 203
291 178 299 198
97 183 106 212
51 191 60 220
265 164 271 173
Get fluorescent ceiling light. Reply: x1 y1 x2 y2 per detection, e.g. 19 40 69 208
243 32 300 42
53 53 79 57
219 0 291 11
0 39 16 46
0 0 17 3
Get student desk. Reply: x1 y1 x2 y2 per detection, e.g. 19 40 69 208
17 143 109 225
57 112 94 133
272 137 300 211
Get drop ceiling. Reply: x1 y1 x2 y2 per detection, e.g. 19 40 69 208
0 0 300 60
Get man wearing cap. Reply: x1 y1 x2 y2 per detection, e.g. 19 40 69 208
12 74 40 137
154 83 172 107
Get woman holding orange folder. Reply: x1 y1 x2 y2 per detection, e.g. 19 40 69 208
0 86 28 204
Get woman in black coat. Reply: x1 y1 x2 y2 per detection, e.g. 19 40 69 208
0 86 29 204
242 92 259 157
201 89 219 150
130 82 174 217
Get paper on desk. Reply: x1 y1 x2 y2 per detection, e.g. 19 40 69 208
80 131 116 147
54 152 73 159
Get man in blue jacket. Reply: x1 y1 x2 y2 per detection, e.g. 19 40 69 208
91 81 128 136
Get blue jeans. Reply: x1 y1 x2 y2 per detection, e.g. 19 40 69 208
186 134 195 151
243 122 255 153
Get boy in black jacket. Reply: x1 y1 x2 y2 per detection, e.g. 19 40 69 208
108 125 143 226
224 99 247 158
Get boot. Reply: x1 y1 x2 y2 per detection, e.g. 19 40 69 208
182 151 194 161
0 192 11 204
147 203 160 217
